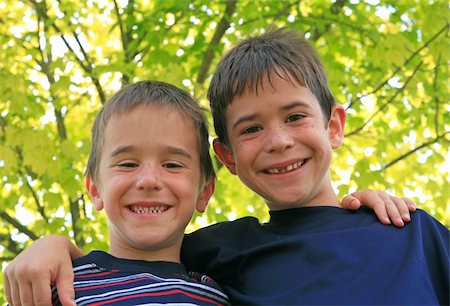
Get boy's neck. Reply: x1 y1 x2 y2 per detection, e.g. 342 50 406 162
265 184 342 211
108 243 181 263
266 192 342 211
267 200 342 211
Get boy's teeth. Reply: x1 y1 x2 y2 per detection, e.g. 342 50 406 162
130 205 168 214
266 160 305 174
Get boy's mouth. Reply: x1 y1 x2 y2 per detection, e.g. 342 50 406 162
129 205 169 214
265 160 306 174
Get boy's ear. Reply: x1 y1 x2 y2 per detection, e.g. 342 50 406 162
86 176 104 211
213 138 237 175
196 178 215 213
328 104 346 149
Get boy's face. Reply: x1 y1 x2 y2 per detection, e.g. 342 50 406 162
86 104 213 262
214 73 345 211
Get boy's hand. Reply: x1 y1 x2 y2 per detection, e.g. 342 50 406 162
3 235 81 306
341 190 416 227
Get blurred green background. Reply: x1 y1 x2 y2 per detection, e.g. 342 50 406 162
1 0 449 303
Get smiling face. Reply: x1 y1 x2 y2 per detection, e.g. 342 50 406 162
87 104 213 262
213 73 345 211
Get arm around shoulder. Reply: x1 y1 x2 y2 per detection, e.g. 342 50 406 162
342 189 416 227
3 235 83 306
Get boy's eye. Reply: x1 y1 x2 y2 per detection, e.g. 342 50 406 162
286 113 305 123
242 125 261 135
163 162 183 169
118 162 138 168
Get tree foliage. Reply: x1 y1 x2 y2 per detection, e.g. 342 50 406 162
0 0 448 301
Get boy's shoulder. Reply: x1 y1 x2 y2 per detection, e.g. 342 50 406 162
72 249 106 268
410 208 449 233
186 216 262 239
184 207 448 246
339 206 447 232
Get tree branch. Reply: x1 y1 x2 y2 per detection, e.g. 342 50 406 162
50 18 107 103
345 60 423 137
20 171 48 222
113 0 134 85
383 131 450 169
433 55 441 135
28 2 69 143
137 11 185 61
0 211 39 241
196 0 237 84
305 14 375 43
113 0 128 54
309 0 347 41
69 196 84 249
347 23 449 110
12 150 48 223
0 233 21 256
239 1 298 26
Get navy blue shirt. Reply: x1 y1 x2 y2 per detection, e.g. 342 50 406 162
182 207 449 305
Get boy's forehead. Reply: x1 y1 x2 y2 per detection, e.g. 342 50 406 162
104 104 196 139
229 72 309 105
107 104 188 126
232 69 304 100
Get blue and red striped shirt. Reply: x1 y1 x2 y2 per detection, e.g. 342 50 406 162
51 250 229 305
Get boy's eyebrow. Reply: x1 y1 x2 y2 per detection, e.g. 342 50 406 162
110 145 193 160
282 100 312 111
231 100 311 130
110 145 135 157
231 114 258 131
166 146 193 160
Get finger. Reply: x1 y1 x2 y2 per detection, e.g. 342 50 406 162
403 197 417 212
351 190 392 225
368 192 392 226
377 192 406 227
5 269 26 306
391 197 412 222
14 265 48 306
341 194 362 210
30 276 53 306
13 260 51 306
55 261 76 306
10 281 22 306
3 271 15 306
18 281 35 306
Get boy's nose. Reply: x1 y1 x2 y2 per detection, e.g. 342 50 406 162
266 126 295 153
135 166 162 190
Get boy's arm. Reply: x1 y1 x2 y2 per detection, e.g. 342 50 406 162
3 235 83 306
341 189 416 227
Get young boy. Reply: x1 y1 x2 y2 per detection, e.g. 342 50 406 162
50 80 229 305
181 28 449 304
4 29 426 305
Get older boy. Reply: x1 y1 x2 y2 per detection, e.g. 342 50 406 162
182 28 449 304
51 80 229 305
4 29 422 305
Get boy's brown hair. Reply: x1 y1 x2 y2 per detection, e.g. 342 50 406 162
208 27 336 148
86 80 215 185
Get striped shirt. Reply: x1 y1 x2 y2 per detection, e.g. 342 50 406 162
51 250 229 306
